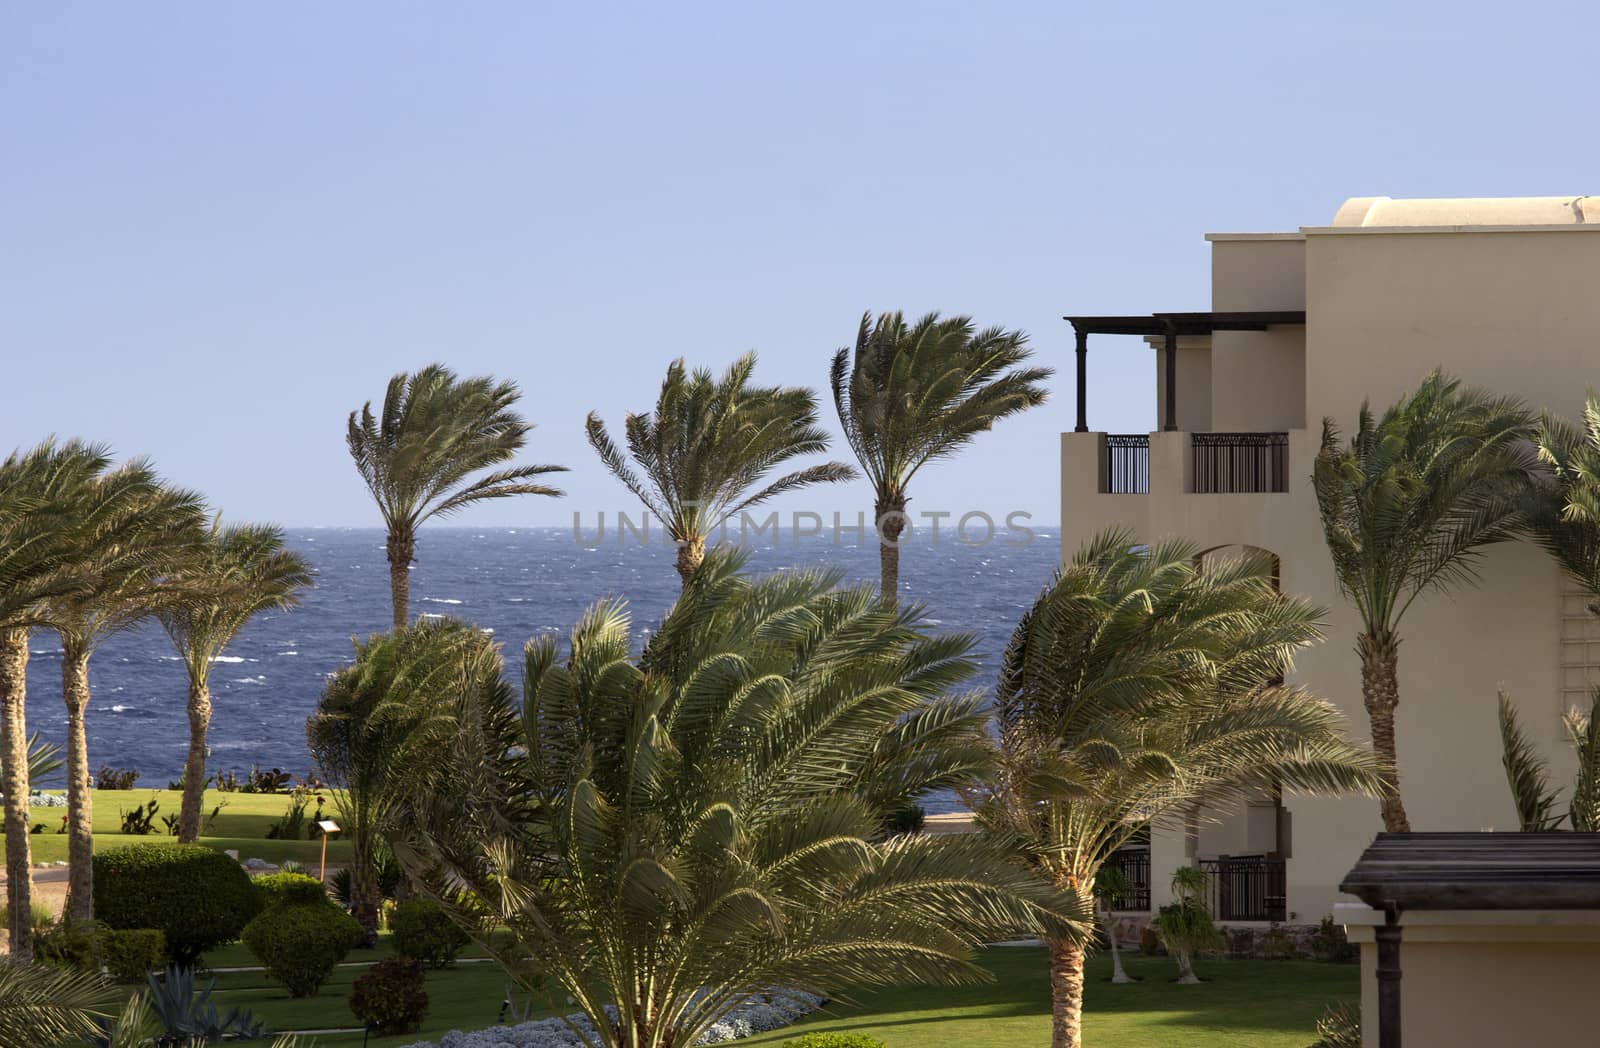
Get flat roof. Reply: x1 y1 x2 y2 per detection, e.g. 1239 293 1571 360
1341 833 1600 911
1063 311 1306 337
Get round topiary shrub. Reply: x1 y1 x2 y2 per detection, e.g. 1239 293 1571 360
349 956 429 1035
242 902 363 997
253 871 327 909
781 1035 887 1048
93 843 261 965
389 899 470 969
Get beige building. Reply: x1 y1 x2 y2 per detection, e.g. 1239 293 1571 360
1061 195 1600 924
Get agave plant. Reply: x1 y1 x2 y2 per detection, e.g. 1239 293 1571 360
141 965 269 1043
373 553 1081 1048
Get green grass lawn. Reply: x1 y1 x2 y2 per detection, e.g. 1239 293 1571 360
27 789 353 866
181 943 1353 1048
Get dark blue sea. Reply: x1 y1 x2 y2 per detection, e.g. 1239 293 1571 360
20 527 1061 814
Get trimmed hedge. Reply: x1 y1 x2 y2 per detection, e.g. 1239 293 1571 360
349 956 429 1035
390 899 470 969
242 902 363 997
104 928 168 983
782 1036 887 1048
92 843 260 965
254 871 327 909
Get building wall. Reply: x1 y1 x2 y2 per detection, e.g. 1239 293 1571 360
1061 219 1600 922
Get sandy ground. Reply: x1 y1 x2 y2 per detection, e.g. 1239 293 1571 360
0 866 69 955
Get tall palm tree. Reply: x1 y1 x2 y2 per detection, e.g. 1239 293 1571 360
831 311 1052 605
1313 371 1536 831
308 621 481 944
978 531 1381 1048
0 438 125 961
42 464 206 921
160 520 312 842
375 552 1082 1048
587 353 856 586
348 365 567 629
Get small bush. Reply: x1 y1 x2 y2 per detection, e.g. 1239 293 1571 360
390 899 470 968
349 957 429 1035
1310 1000 1361 1048
1310 914 1358 964
242 902 362 997
96 765 140 790
35 919 104 971
104 928 168 983
254 871 327 909
782 1035 887 1048
882 802 926 837
119 796 161 835
93 842 262 965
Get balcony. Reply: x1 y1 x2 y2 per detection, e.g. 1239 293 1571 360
1099 847 1152 911
1102 434 1150 494
1191 432 1289 494
1197 854 1288 922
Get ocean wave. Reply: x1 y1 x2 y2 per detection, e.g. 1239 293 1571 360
278 651 298 656
422 598 464 605
210 656 247 664
231 676 268 686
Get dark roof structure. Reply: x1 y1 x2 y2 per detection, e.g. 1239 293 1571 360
1339 832 1600 911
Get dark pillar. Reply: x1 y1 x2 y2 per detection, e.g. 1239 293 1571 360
1074 328 1088 433
1163 330 1178 431
1376 904 1402 1048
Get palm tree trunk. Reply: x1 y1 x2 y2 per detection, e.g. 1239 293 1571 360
1174 947 1200 984
351 834 380 948
0 627 35 961
674 534 706 587
62 640 95 923
1048 936 1086 1048
875 494 908 607
1359 630 1411 832
178 675 212 843
387 529 415 630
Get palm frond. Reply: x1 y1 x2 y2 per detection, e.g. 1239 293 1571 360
1498 690 1564 831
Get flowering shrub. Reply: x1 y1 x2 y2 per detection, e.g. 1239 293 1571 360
351 957 429 1035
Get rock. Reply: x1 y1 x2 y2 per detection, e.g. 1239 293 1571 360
243 857 272 870
224 849 240 860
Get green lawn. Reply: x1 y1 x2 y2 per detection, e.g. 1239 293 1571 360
180 943 1353 1048
27 789 353 866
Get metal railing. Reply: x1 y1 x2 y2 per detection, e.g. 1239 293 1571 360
1196 855 1287 922
1102 434 1150 494
1098 848 1151 911
1191 432 1289 493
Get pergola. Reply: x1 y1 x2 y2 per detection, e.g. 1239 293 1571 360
1062 311 1306 433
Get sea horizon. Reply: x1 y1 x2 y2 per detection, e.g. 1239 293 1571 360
19 525 1063 814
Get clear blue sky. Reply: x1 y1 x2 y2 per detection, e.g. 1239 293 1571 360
5 3 1596 528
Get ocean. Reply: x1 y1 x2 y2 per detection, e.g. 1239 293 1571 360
18 526 1062 814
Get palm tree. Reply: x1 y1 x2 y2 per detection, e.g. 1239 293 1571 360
375 552 1082 1048
308 621 480 944
160 520 312 842
348 365 567 629
1154 867 1222 984
42 464 205 921
1314 371 1536 831
1498 687 1600 831
0 438 125 961
587 353 856 586
831 311 1052 605
0 959 119 1046
977 531 1381 1048
1532 391 1600 596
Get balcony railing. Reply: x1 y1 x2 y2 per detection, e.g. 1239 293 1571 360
1196 855 1287 922
1191 432 1289 494
1098 848 1151 911
1102 434 1150 494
